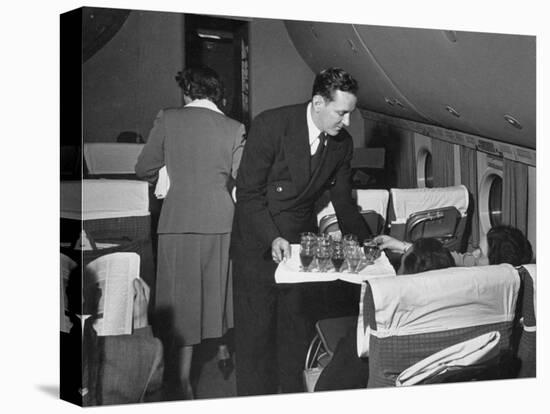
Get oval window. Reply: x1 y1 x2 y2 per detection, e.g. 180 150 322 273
488 175 503 227
417 149 434 188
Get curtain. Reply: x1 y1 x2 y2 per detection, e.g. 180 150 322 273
433 139 455 187
503 159 529 235
395 129 416 188
460 146 479 249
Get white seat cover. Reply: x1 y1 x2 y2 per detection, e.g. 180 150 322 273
368 264 520 338
61 179 150 220
317 189 389 224
84 143 144 174
390 185 469 224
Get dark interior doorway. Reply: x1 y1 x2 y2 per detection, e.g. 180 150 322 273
185 14 250 129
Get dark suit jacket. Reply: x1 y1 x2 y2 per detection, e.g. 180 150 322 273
231 102 370 261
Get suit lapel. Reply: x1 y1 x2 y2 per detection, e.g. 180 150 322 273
292 136 347 207
282 105 310 192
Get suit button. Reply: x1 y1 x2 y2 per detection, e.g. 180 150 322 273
276 186 283 192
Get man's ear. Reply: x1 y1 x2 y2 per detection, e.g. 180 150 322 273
312 94 326 112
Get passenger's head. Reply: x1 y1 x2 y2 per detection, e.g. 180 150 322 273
311 68 358 136
399 238 456 275
175 66 223 105
486 225 533 266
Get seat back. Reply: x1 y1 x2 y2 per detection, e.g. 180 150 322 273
389 185 469 252
516 264 536 378
83 142 144 176
317 189 389 237
362 264 520 388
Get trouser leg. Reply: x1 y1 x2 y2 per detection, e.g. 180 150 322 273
277 284 315 393
232 257 278 396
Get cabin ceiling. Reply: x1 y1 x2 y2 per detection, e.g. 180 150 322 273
284 21 535 149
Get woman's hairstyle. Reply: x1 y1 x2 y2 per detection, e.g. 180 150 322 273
401 238 456 275
487 225 533 266
312 67 359 101
175 66 224 104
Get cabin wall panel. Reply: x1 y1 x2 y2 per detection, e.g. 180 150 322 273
248 19 314 118
83 10 184 143
249 19 365 146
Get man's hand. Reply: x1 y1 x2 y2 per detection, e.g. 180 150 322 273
271 237 291 264
132 278 150 330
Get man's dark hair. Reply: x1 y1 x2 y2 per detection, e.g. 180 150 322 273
487 225 533 266
175 66 224 105
402 238 456 275
312 67 359 101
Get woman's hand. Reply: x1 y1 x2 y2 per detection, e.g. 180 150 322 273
373 235 410 253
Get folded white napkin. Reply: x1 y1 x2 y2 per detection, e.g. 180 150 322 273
395 331 501 386
154 166 170 199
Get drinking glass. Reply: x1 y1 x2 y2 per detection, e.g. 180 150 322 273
363 239 381 265
342 234 358 249
316 243 331 272
300 232 317 248
345 245 363 274
331 241 345 272
300 244 316 272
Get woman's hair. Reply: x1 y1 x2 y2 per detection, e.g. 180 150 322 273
312 67 359 101
487 225 533 266
401 238 456 275
175 66 224 104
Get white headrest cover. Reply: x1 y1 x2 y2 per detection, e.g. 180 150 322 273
61 179 149 220
84 143 144 174
390 185 469 223
368 264 520 338
317 189 390 224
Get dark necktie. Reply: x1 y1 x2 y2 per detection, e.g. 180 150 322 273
310 133 326 175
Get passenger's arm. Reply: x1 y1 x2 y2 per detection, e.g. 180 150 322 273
374 235 411 253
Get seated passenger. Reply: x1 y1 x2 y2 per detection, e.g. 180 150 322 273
60 266 163 406
314 238 455 391
376 225 533 267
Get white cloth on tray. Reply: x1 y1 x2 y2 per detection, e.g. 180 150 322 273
274 244 396 284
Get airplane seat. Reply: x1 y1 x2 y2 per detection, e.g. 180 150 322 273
361 264 520 387
317 189 389 238
83 142 144 179
60 179 155 296
388 185 469 253
515 264 536 378
304 315 357 392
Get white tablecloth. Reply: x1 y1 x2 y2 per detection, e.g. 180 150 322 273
275 244 396 284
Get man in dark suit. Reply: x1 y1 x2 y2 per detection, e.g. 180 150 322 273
231 67 371 395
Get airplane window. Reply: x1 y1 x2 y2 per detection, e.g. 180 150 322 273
488 175 503 227
416 149 434 188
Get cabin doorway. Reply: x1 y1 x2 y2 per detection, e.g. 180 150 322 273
184 14 250 130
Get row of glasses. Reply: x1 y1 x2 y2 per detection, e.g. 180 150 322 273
299 232 379 273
